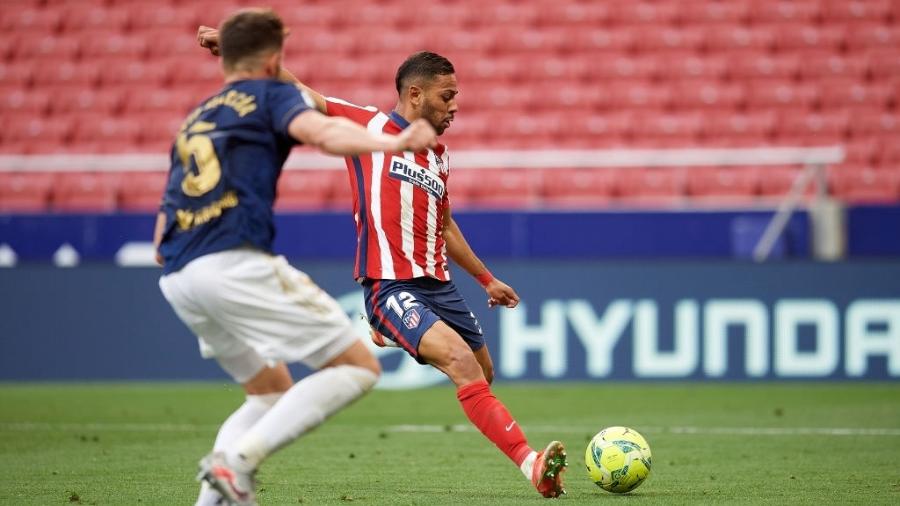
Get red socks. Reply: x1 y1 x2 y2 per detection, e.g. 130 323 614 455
457 379 532 466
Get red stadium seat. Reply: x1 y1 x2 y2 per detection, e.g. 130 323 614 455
31 60 101 87
617 167 685 205
126 3 200 31
727 52 800 80
584 54 660 81
165 55 222 85
121 86 195 115
750 1 821 23
678 1 750 24
823 0 893 23
59 5 130 33
798 52 869 80
12 34 80 61
571 28 636 52
0 172 54 212
704 112 777 140
464 169 540 209
686 167 760 202
845 23 900 50
829 167 900 203
143 28 205 58
540 168 617 208
490 27 570 54
819 80 893 109
671 81 745 110
274 170 340 211
0 8 62 32
136 112 183 147
51 172 121 212
864 49 900 79
612 1 680 25
0 87 51 115
634 27 705 53
534 1 612 27
847 110 900 137
842 138 882 165
118 171 168 212
705 26 776 52
70 116 142 147
0 61 36 87
48 86 125 115
774 25 845 52
607 81 670 111
777 111 850 139
3 114 72 145
98 58 171 86
657 53 728 81
633 113 703 144
80 34 148 59
744 80 818 109
758 166 807 197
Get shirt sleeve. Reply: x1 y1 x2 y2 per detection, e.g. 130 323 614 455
325 97 379 126
267 82 314 141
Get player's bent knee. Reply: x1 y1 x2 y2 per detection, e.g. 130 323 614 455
324 340 382 378
242 362 294 395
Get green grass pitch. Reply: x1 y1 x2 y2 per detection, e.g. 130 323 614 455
1 383 898 505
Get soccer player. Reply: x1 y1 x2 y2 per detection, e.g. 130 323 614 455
198 29 568 498
157 10 438 506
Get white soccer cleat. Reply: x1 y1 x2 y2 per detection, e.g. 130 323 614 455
197 452 257 506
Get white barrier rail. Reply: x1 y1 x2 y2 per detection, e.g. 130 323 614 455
0 147 846 262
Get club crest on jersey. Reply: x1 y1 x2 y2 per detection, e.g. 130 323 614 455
402 308 421 329
388 156 445 199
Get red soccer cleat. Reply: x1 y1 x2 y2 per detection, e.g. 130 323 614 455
531 440 568 498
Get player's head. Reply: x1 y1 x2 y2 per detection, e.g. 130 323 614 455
395 51 458 135
219 8 285 78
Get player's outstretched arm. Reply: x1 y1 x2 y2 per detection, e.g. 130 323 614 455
196 25 327 113
289 110 436 157
442 206 520 309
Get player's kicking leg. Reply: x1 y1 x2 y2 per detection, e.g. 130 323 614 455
196 358 293 506
418 321 568 498
199 341 380 506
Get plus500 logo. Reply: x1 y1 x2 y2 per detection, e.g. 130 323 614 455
499 299 900 379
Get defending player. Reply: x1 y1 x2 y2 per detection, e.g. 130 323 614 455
158 10 438 506
198 29 568 498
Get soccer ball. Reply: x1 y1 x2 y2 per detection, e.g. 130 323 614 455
584 426 652 493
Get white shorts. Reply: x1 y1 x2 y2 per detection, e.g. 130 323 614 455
159 249 360 379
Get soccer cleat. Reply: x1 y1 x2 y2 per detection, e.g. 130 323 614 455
369 328 398 348
531 440 568 498
197 452 257 506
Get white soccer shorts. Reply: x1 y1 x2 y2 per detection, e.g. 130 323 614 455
159 249 360 378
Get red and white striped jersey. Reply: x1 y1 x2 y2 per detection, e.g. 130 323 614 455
326 97 451 281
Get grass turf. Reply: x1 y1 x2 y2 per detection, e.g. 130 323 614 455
0 383 898 505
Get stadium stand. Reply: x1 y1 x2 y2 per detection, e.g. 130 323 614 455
0 0 898 210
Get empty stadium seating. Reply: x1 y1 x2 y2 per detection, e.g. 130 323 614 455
0 0 898 211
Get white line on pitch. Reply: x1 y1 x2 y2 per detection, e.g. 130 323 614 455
3 422 899 437
385 424 900 437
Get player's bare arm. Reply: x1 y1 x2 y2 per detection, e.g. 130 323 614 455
197 25 327 113
442 206 520 309
289 111 436 156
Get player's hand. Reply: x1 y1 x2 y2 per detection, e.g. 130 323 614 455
485 279 519 309
197 25 220 56
395 119 438 152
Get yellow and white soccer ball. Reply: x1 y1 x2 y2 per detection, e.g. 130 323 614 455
584 426 652 493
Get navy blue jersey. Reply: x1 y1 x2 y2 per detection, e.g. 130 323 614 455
158 79 312 274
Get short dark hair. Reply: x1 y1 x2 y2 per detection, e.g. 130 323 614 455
219 8 284 71
395 51 455 95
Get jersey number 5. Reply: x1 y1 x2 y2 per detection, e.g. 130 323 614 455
177 121 222 197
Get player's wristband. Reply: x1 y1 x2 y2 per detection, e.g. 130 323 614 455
475 270 494 287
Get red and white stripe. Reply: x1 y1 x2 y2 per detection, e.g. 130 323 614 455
326 98 450 281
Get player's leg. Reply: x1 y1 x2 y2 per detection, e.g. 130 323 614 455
473 344 495 384
195 358 290 506
206 254 379 486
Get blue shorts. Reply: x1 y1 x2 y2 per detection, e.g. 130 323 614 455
362 277 484 363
